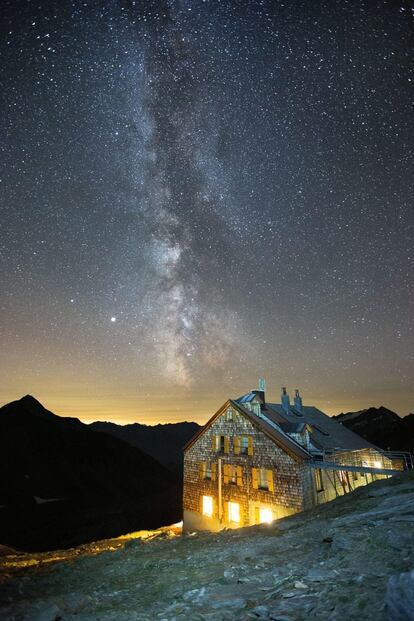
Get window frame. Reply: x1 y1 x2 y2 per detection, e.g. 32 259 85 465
205 462 212 480
227 501 240 524
226 408 234 422
240 436 249 454
258 467 269 491
202 495 213 517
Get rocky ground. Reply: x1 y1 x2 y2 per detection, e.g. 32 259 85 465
0 472 413 621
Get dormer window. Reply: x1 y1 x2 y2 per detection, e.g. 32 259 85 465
252 402 260 416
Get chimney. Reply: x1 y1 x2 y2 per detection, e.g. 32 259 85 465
253 378 266 403
294 389 303 412
281 387 290 413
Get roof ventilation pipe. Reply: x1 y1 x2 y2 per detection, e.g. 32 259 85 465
294 389 303 412
281 387 290 413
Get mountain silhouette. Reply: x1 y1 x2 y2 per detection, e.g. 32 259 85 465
333 406 414 456
90 420 200 476
0 396 181 551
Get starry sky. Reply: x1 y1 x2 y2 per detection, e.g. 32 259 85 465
1 0 413 424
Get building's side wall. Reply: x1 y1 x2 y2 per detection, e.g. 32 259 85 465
312 448 395 505
183 404 309 532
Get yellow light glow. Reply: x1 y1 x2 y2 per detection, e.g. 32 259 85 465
202 495 213 517
373 460 382 469
259 507 273 524
228 501 240 523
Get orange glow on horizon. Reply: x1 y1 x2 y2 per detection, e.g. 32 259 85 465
0 381 411 425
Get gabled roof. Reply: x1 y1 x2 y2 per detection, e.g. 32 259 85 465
183 399 311 461
261 402 378 452
183 390 379 459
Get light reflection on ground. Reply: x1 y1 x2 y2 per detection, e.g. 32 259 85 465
0 521 183 581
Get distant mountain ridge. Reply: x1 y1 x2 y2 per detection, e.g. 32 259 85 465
90 420 200 475
0 396 181 551
333 406 414 455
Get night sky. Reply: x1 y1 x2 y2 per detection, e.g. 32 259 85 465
1 0 413 424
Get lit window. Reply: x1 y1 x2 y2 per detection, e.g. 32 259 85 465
202 495 213 517
228 501 240 523
373 460 382 469
259 507 273 524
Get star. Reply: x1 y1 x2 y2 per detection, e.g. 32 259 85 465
0 0 412 422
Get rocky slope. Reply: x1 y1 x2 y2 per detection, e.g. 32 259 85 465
0 471 413 621
333 406 414 456
0 396 181 551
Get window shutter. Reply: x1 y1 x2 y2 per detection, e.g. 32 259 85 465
224 501 229 522
234 436 240 455
211 462 217 481
211 435 217 452
252 467 259 489
224 436 230 454
248 436 254 456
254 506 260 524
267 469 274 492
236 465 243 486
223 464 229 484
199 462 206 480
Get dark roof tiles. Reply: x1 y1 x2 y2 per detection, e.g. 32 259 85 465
245 398 378 452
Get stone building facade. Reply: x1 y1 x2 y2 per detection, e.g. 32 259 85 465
183 385 401 532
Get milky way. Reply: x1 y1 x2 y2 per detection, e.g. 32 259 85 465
0 0 413 421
